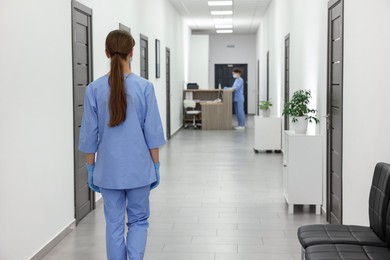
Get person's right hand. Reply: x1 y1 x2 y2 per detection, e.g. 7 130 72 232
86 163 101 193
150 162 160 190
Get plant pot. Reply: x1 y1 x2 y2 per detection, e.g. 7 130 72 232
261 109 271 117
292 116 308 134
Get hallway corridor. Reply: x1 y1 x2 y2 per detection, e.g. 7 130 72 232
42 117 325 260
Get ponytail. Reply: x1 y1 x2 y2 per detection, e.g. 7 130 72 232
105 30 135 127
108 53 127 127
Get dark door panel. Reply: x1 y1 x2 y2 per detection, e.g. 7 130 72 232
72 0 95 224
332 63 342 84
266 51 270 101
75 45 88 64
331 150 342 178
140 34 149 79
74 65 88 85
332 85 342 107
166 48 171 140
284 35 290 130
214 64 248 114
74 85 86 105
327 0 344 225
332 40 343 62
332 19 342 40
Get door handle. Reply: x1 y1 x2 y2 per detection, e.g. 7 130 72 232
324 114 330 129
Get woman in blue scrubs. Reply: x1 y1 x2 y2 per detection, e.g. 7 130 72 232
225 68 245 130
78 30 165 260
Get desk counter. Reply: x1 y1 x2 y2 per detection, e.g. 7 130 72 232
183 89 232 130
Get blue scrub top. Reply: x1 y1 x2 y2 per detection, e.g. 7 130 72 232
78 73 166 190
232 77 244 102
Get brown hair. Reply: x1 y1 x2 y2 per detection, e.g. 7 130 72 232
105 30 135 127
233 68 242 74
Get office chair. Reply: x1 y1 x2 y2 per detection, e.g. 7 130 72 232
183 99 201 129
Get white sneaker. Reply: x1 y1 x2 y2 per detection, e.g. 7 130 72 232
234 126 245 130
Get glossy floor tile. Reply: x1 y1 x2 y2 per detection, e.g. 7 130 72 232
42 116 326 260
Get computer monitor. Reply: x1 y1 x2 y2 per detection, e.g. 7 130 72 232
187 83 199 90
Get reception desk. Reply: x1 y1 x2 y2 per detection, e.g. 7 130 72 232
183 89 233 130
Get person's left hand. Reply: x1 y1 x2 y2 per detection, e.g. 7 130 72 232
150 162 160 190
86 163 101 193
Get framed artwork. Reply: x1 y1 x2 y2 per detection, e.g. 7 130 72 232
155 39 160 78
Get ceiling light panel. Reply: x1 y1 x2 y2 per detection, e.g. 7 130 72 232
216 29 233 34
208 1 233 6
211 10 233 16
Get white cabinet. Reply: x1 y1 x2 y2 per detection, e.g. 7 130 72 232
283 131 323 214
254 116 282 152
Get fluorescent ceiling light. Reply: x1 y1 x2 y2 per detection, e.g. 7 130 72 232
214 18 233 24
216 29 233 34
211 10 233 16
208 1 233 6
215 24 233 29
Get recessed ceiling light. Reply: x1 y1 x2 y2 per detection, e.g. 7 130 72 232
211 10 233 16
208 1 233 6
214 18 233 24
216 29 233 34
215 24 233 29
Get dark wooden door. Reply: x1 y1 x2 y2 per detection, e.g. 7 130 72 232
71 0 95 224
119 23 131 69
119 23 131 32
214 64 248 114
140 34 148 79
327 0 344 225
284 35 290 130
266 51 270 100
256 59 260 115
166 48 171 140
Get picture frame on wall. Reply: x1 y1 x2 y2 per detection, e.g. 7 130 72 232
155 39 160 78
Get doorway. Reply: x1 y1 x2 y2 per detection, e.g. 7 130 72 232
327 0 344 225
214 64 248 114
266 51 270 101
166 48 171 140
256 59 260 115
119 23 131 69
119 23 131 32
71 0 95 224
140 34 149 79
284 35 290 130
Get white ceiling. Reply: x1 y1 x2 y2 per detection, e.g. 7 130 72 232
169 0 272 34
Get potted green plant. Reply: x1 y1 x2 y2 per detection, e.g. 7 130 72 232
282 90 319 133
259 100 272 117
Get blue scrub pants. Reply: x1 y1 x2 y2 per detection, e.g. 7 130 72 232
234 101 245 127
100 185 150 260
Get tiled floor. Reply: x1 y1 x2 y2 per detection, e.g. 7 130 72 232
42 116 326 260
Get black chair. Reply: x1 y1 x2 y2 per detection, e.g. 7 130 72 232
298 162 390 259
305 205 390 260
305 244 390 260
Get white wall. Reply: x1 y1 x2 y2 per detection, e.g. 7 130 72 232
257 0 328 208
342 0 390 225
0 1 74 260
209 34 257 114
189 35 209 89
0 0 189 259
79 0 190 135
258 0 390 225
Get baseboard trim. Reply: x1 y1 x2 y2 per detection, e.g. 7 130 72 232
321 206 328 221
171 125 184 138
30 220 76 260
